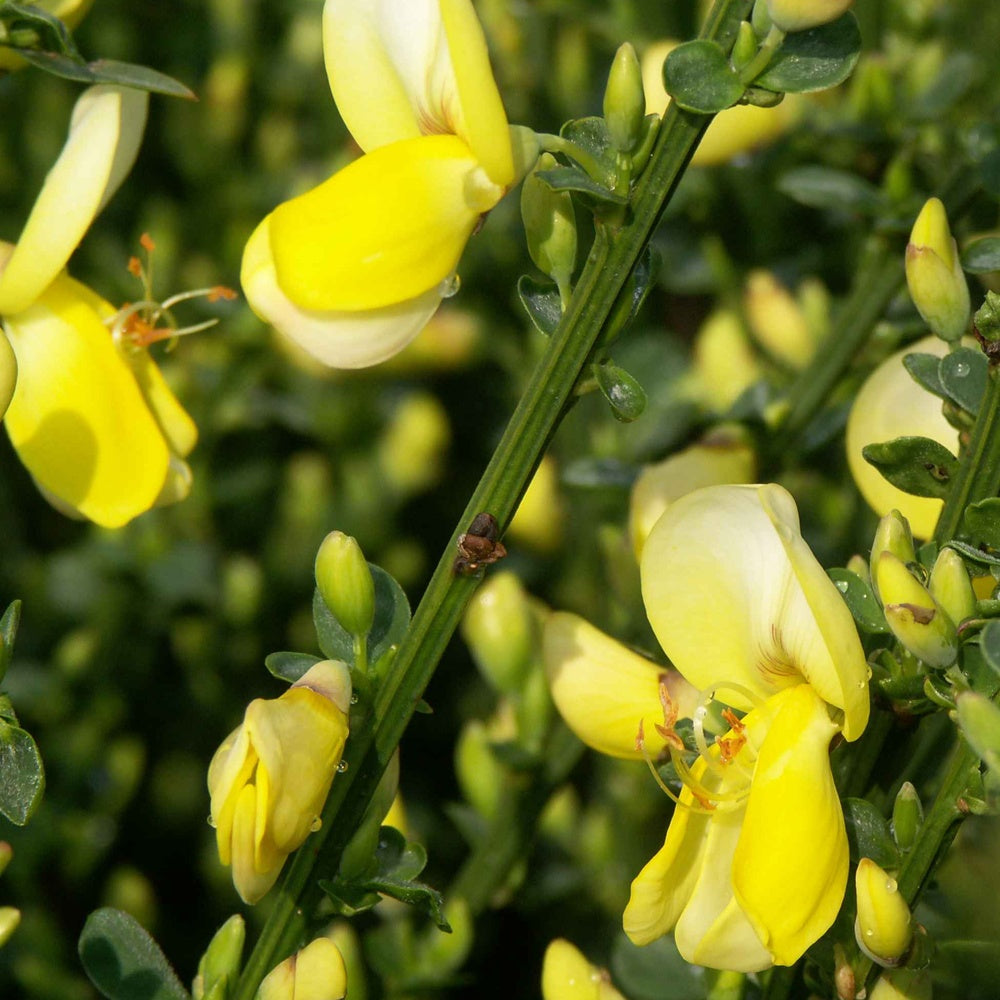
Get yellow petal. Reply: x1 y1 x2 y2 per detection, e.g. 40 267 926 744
230 783 284 904
241 216 442 369
691 309 763 412
269 135 494 312
122 349 197 458
732 685 846 967
541 939 625 1000
0 86 147 315
207 725 255 866
3 274 170 527
846 336 957 540
543 612 693 760
258 938 348 1000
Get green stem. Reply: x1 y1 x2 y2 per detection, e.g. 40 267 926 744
737 24 784 86
231 5 754 996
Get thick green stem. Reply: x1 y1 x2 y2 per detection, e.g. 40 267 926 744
231 4 754 996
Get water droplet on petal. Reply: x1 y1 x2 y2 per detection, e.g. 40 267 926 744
439 273 461 298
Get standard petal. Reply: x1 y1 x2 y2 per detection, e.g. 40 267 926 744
543 612 696 760
241 216 442 368
230 783 283 904
207 725 256 866
732 685 847 967
0 86 147 315
269 134 493 312
122 349 198 458
3 275 170 528
758 484 870 740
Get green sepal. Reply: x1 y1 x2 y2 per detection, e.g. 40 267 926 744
534 166 626 206
517 275 562 336
828 568 890 634
0 719 44 825
662 39 744 114
961 236 1000 274
862 436 959 500
903 352 949 400
0 600 21 685
843 797 902 869
776 165 883 214
754 13 861 94
264 651 322 684
78 908 188 1000
593 363 647 422
938 347 988 416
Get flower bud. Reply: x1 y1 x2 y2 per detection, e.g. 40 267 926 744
521 154 577 297
855 858 913 967
766 0 854 33
454 711 511 819
956 691 1000 769
870 968 933 1000
257 937 347 1000
461 571 538 693
193 915 245 1000
604 43 645 154
508 455 566 553
541 939 625 1000
744 270 815 370
208 661 352 903
905 198 970 342
928 548 976 627
691 309 763 410
0 907 19 948
846 554 872 586
315 531 375 639
730 21 759 72
377 392 450 496
870 510 917 601
891 782 923 853
876 552 957 667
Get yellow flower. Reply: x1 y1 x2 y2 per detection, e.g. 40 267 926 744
241 0 519 369
541 939 626 1000
0 85 198 528
257 937 347 1000
208 660 352 904
766 0 854 32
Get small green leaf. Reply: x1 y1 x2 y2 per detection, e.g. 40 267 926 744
0 600 21 684
534 166 626 206
559 117 615 173
374 826 427 882
313 564 410 666
862 436 959 500
979 620 1000 679
364 875 450 931
939 348 988 416
663 39 743 114
843 797 901 869
610 932 706 1000
777 165 883 213
593 363 647 422
517 275 562 336
0 721 44 826
755 13 861 93
963 498 1000 550
962 236 1000 274
78 908 188 1000
903 352 948 399
828 569 889 634
13 50 197 99
264 651 322 684
946 540 1000 568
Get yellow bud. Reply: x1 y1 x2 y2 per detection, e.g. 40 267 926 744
743 270 816 369
604 43 645 153
870 968 933 1000
454 711 510 819
876 552 957 667
509 455 565 553
257 937 347 1000
928 548 976 627
521 154 577 297
377 393 450 496
193 915 245 1000
869 510 917 600
0 907 19 948
905 198 970 342
691 309 763 410
855 859 913 966
766 0 854 33
846 554 871 586
315 531 375 638
541 939 625 1000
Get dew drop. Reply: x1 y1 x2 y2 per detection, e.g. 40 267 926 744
439 273 461 298
836 579 850 593
350 693 359 705
953 361 970 377
337 760 349 773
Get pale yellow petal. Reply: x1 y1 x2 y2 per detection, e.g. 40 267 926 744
291 938 348 1000
230 784 284 904
0 86 147 314
3 274 170 527
269 135 494 312
241 216 442 368
122 349 197 458
207 726 255 867
732 685 847 967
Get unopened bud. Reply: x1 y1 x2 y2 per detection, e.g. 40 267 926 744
604 43 645 153
521 153 577 296
730 21 759 72
870 511 917 601
377 393 450 495
928 548 976 626
905 198 970 342
257 937 347 1000
692 309 764 411
315 531 375 639
891 782 923 852
870 968 933 1000
744 270 816 369
461 572 537 693
766 0 854 33
542 938 625 1000
454 718 505 819
855 858 913 967
876 552 957 667
956 691 1000 770
846 554 872 586
193 915 245 1000
508 456 565 553
0 907 19 948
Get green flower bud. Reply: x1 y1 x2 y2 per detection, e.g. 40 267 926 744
876 552 957 667
743 270 816 369
193 915 245 1000
766 0 854 32
377 392 450 496
730 21 759 72
315 531 375 639
846 554 872 587
870 968 933 1000
454 707 515 819
928 548 976 626
905 198 970 342
870 510 917 601
603 43 645 153
855 858 913 967
461 571 537 693
891 782 923 852
956 691 1000 769
0 907 19 948
521 153 577 297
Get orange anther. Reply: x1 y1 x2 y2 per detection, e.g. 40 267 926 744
140 233 156 252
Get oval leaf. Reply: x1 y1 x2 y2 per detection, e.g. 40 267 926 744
862 436 959 500
963 497 1000 550
15 51 197 100
534 166 625 206
265 651 322 684
843 797 901 868
517 275 562 336
663 40 744 114
610 932 706 1000
903 352 948 399
755 13 861 94
939 347 988 416
593 363 647 422
962 236 1000 274
559 117 615 173
777 165 883 213
0 722 44 825
828 568 889 634
79 908 188 1000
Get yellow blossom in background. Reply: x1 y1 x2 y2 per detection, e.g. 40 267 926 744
690 309 764 411
508 455 566 553
0 85 199 528
541 939 626 1000
257 937 348 1000
846 336 959 539
242 0 526 369
208 660 352 904
640 42 802 167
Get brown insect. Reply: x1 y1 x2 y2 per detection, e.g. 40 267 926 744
454 512 507 575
